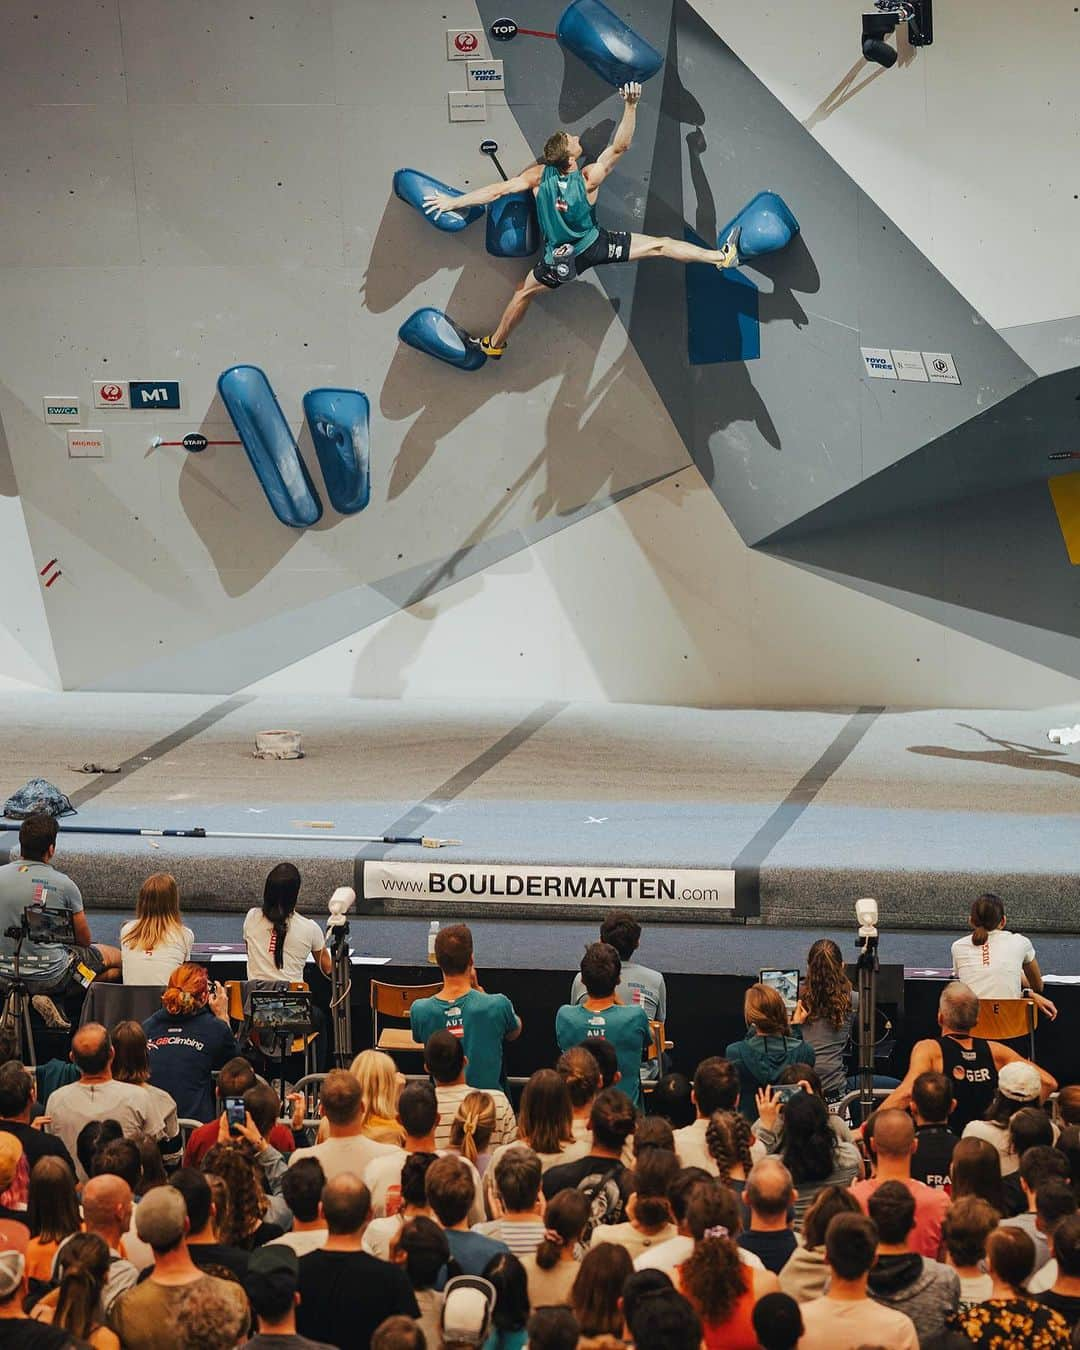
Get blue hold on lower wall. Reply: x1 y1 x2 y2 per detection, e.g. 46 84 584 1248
685 229 760 366
217 365 323 527
302 389 370 515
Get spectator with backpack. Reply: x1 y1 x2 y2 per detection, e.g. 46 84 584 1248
541 1089 636 1231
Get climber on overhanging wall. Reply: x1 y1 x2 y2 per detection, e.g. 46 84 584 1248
422 82 742 360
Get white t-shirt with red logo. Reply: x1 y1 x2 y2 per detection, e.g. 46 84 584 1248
243 908 326 982
951 929 1036 999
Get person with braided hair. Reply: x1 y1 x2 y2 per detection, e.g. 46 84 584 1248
674 1181 779 1349
30 1233 119 1349
705 1110 754 1196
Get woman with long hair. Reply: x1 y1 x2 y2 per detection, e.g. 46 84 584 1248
142 963 236 1122
571 1243 634 1339
483 1250 530 1350
520 1188 589 1309
590 1147 678 1260
110 1021 183 1168
792 939 854 1099
350 1050 405 1145
675 1182 778 1348
951 893 1056 1018
25 1156 80 1285
778 1184 861 1302
119 874 194 986
202 1142 283 1250
31 1233 120 1349
448 1091 497 1173
950 1227 1070 1346
724 984 815 1117
757 1088 861 1229
243 863 332 983
486 1069 585 1206
950 1136 1006 1214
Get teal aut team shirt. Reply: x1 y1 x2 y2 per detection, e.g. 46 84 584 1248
410 989 519 1091
535 164 599 264
555 1002 651 1109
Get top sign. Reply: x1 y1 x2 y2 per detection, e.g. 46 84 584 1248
447 28 485 59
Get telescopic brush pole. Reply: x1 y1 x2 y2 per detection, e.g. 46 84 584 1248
0 822 460 848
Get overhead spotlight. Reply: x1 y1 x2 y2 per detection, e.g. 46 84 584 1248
862 0 933 68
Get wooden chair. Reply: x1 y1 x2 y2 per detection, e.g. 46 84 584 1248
370 979 442 1057
642 1020 674 1096
970 997 1037 1060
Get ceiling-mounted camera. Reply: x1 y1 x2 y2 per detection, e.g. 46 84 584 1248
862 0 933 68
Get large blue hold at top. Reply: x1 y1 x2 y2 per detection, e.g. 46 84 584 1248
486 190 541 258
398 308 487 371
393 168 484 233
556 0 664 87
718 190 800 261
302 388 370 515
217 365 322 528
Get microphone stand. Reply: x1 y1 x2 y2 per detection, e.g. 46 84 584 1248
855 920 879 1120
327 915 352 1070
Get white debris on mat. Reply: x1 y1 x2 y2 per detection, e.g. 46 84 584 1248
253 729 304 760
1047 725 1080 746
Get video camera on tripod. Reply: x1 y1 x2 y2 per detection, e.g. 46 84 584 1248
1 906 79 1067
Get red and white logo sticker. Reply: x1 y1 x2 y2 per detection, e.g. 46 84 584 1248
93 380 130 409
455 32 478 52
100 383 123 402
447 29 484 59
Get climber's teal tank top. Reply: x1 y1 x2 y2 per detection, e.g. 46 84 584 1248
535 164 599 264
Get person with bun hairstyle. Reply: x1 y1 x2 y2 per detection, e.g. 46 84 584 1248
590 1147 678 1260
951 892 1057 1017
674 1181 779 1348
120 875 194 987
947 1226 1070 1345
142 963 236 1123
520 1188 589 1308
556 1047 601 1150
30 1232 120 1348
725 984 814 1118
243 862 331 983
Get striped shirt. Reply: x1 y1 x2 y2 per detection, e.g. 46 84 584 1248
473 1217 547 1257
434 1084 517 1152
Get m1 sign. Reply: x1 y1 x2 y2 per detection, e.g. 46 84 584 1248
129 380 182 410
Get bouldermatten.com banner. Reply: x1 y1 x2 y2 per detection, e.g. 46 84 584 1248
360 860 735 911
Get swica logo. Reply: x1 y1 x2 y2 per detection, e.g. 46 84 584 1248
46 405 78 416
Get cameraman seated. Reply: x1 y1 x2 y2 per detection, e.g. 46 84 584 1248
0 813 121 1028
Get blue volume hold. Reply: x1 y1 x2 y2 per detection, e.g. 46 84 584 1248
217 365 322 528
556 0 664 87
398 308 487 371
486 191 541 258
718 190 800 261
302 388 371 515
393 168 484 233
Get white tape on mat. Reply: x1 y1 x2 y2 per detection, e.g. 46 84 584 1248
362 860 735 909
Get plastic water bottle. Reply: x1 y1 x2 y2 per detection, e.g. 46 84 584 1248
427 920 440 964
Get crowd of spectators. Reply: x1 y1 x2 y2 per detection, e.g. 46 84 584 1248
0 814 1075 1348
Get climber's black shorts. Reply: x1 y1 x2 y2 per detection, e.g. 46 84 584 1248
532 229 633 289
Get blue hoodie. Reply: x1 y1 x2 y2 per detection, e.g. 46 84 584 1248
724 1030 815 1117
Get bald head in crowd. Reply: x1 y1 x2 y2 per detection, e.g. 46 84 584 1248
321 1174 371 1236
82 1173 134 1231
72 1023 113 1076
939 982 980 1034
746 1158 795 1217
873 1109 917 1158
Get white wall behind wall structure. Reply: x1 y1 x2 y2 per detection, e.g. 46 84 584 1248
0 0 1078 707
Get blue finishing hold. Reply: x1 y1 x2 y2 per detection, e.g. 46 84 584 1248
302 388 371 515
216 365 322 528
718 190 800 261
392 168 485 233
486 190 541 258
556 0 664 87
398 308 487 371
